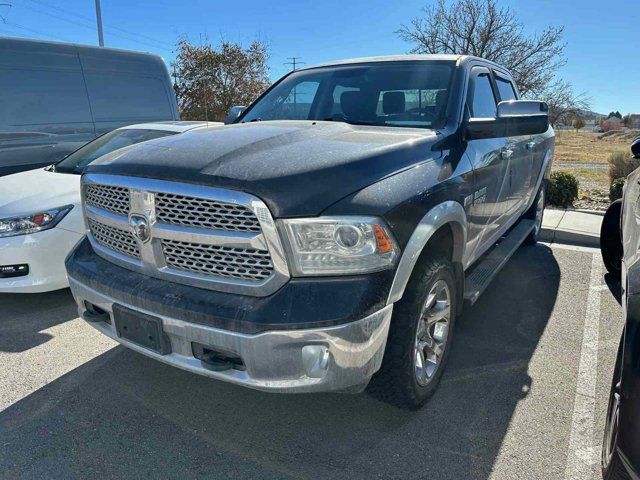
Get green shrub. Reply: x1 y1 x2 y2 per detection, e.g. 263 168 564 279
608 150 640 183
610 177 625 201
547 171 579 207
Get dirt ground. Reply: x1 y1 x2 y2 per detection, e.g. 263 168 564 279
552 129 638 210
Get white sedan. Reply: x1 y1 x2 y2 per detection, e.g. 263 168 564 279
0 121 211 293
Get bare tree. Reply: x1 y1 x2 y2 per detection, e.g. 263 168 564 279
173 38 271 121
541 80 592 127
397 0 567 97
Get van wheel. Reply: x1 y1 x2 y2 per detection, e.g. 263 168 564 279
601 199 623 279
368 255 456 410
602 337 630 479
524 184 546 245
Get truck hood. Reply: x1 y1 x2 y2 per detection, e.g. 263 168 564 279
87 121 440 217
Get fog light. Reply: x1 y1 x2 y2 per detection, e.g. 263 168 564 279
0 264 29 278
302 345 330 378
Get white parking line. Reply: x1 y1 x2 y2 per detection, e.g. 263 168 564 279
564 253 602 479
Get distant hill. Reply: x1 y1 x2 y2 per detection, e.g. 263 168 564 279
576 109 606 120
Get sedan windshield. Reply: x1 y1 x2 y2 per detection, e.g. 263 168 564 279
55 128 177 174
240 61 454 129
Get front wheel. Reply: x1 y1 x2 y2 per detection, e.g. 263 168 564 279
368 255 457 409
602 337 629 479
601 199 623 279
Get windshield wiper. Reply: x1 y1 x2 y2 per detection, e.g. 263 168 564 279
322 117 379 126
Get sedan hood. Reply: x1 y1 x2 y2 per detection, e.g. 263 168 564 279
87 121 440 217
0 167 84 233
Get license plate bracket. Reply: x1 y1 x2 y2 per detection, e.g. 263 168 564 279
112 304 171 355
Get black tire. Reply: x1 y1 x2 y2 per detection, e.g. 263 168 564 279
601 200 623 279
368 255 457 410
523 183 546 245
602 337 630 479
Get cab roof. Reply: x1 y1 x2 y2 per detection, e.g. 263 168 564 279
300 54 504 71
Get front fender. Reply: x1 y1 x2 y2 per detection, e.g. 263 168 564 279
386 201 467 305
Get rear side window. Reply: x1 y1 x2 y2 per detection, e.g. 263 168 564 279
470 73 497 118
495 77 518 101
84 73 173 122
0 68 92 125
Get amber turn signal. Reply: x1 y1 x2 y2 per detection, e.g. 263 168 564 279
374 224 394 253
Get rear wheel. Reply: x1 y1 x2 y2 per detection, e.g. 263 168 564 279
368 255 457 409
524 184 546 245
601 199 623 279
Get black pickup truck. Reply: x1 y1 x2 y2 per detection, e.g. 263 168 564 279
66 55 555 409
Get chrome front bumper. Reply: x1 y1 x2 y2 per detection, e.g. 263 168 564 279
69 277 393 393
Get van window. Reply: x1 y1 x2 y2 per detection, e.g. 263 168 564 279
0 68 92 125
84 73 173 121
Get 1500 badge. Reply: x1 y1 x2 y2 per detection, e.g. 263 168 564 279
464 187 487 208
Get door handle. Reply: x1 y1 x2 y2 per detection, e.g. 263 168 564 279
501 149 514 159
526 141 536 150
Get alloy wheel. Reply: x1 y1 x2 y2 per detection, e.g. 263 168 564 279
414 279 451 386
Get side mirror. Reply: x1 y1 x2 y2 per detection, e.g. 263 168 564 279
224 106 246 125
632 136 640 158
466 100 549 140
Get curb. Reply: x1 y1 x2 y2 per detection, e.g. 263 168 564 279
540 227 600 248
540 208 602 248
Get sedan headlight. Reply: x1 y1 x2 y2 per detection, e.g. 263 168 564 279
0 205 73 238
280 216 398 276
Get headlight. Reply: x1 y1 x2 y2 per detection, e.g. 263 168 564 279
280 216 398 276
0 205 73 238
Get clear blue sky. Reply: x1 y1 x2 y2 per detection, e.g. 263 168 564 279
1 0 638 114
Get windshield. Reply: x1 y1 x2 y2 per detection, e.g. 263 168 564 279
240 62 454 129
55 128 178 174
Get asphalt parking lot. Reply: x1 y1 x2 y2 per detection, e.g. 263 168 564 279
0 242 624 480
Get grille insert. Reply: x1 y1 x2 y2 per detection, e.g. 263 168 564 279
155 192 261 233
89 219 140 259
86 184 130 217
161 239 273 281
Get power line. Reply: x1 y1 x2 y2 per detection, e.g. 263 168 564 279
2 20 66 40
16 0 173 51
25 0 170 47
0 3 12 23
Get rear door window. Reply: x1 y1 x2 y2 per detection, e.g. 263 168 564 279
495 77 518 101
470 73 497 118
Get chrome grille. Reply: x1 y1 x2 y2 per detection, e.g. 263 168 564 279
85 184 130 216
89 219 140 259
161 240 273 280
82 174 289 296
155 192 261 233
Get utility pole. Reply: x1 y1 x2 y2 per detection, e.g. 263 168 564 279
284 57 304 117
94 0 104 46
284 57 304 72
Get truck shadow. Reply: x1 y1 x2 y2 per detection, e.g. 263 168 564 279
0 289 78 352
0 245 561 480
